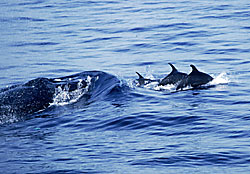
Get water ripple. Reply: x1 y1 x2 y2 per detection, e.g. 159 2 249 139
131 152 250 167
1 0 250 173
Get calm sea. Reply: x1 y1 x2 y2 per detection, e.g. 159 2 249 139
1 0 250 173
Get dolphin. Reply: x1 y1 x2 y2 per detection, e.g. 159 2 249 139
135 72 159 86
158 63 187 86
176 64 213 90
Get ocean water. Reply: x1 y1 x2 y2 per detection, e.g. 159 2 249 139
1 0 250 173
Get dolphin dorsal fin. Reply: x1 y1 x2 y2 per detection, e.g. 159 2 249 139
168 63 178 73
136 72 144 79
190 64 199 73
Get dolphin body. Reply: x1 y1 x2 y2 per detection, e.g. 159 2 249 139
135 72 159 86
158 63 187 86
176 65 213 90
136 63 187 86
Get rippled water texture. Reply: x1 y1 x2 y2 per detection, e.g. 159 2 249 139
1 0 250 173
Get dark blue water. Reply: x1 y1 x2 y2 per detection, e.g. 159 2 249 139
1 0 250 173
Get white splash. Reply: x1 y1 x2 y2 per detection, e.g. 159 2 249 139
50 76 93 106
210 72 230 85
143 81 158 89
53 78 62 82
154 84 176 91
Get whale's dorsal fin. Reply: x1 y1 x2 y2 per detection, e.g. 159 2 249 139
168 63 178 73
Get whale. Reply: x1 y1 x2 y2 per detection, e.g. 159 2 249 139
158 63 187 86
0 71 120 119
176 64 213 90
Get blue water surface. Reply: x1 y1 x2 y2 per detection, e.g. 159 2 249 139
1 0 250 173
